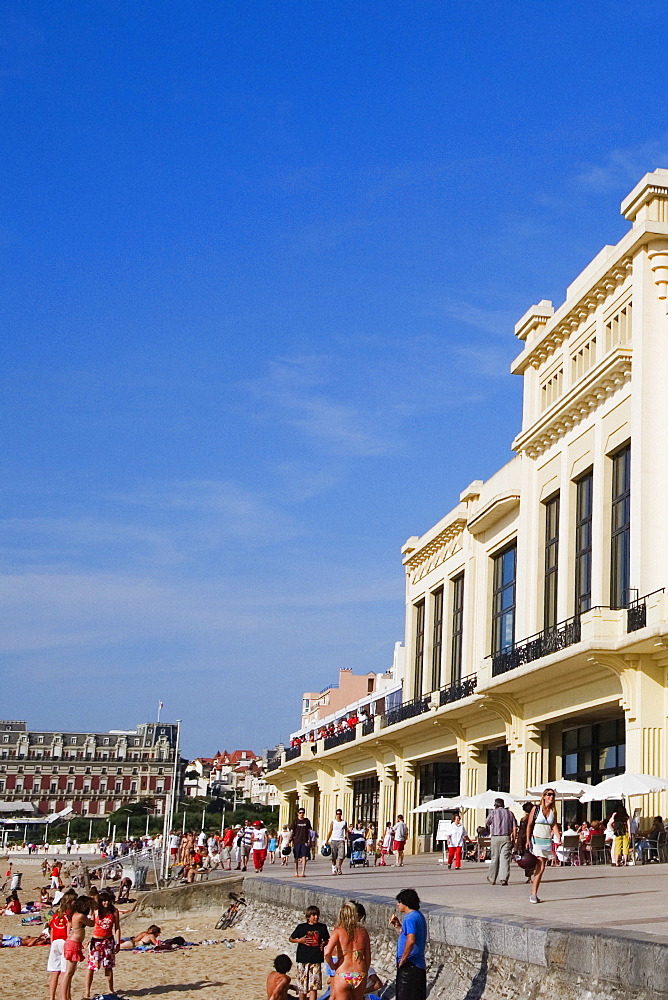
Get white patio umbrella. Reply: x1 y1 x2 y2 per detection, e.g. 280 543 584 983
579 772 668 803
458 789 522 811
526 778 592 828
410 795 466 814
526 779 591 798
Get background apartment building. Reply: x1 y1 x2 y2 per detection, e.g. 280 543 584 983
267 169 668 851
0 720 179 817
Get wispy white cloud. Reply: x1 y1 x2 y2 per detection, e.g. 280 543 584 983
244 355 399 457
575 135 668 192
430 297 516 338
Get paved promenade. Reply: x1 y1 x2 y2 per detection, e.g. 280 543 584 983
254 851 668 945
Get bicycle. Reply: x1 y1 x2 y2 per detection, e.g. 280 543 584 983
215 892 246 929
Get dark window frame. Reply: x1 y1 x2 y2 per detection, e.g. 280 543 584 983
413 599 425 699
491 543 517 655
450 573 464 682
575 470 593 615
610 444 631 609
543 493 560 630
430 587 444 691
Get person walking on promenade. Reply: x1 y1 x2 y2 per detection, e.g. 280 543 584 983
288 807 313 878
324 899 371 1000
325 809 349 876
526 788 561 903
485 798 517 886
611 805 630 866
240 820 254 872
393 815 408 867
447 812 467 870
380 822 394 865
278 825 291 866
389 888 427 1000
252 819 269 872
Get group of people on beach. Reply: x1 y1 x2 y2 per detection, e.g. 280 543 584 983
267 889 427 1000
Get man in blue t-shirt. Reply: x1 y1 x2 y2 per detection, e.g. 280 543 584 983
389 888 427 999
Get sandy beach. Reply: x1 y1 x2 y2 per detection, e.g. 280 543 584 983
1 859 270 999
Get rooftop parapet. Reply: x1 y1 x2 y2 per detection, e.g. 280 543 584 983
621 167 668 224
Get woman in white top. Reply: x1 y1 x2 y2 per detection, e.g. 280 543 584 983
447 813 467 870
325 810 349 875
526 788 561 904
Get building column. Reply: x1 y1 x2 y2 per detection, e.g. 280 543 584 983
395 761 416 852
509 724 545 797
459 742 485 797
296 781 316 824
376 764 397 831
622 654 667 820
277 790 293 829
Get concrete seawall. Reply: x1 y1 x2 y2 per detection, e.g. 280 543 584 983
134 874 244 920
134 874 668 998
239 877 667 1000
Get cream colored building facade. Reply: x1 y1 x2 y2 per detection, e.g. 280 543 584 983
268 169 668 851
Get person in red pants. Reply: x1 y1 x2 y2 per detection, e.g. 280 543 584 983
252 820 268 872
447 812 468 869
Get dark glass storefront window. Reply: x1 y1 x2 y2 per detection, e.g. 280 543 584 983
352 775 379 828
610 444 631 609
486 745 510 792
417 761 460 843
562 718 625 822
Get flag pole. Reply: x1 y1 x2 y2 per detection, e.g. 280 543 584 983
157 701 163 724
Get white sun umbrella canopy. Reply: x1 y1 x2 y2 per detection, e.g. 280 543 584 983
526 779 591 798
458 789 522 811
579 773 668 802
411 796 467 814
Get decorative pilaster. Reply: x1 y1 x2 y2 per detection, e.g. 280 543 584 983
509 724 545 797
376 764 397 830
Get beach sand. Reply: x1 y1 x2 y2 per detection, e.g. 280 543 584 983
1 859 270 999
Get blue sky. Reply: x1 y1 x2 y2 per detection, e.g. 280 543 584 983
2 2 668 758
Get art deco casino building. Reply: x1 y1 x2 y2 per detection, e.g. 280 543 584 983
268 169 668 851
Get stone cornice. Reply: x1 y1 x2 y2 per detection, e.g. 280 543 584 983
511 256 633 374
403 516 467 584
512 347 632 458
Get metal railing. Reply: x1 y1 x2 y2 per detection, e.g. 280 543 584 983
627 588 664 633
323 728 356 751
380 696 430 729
284 745 302 761
439 673 478 706
361 717 375 737
490 614 582 677
266 757 281 772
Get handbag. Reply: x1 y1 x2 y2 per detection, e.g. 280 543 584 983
516 849 538 871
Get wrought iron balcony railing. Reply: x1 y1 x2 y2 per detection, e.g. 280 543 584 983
323 728 356 751
380 696 430 729
627 588 664 633
491 614 581 677
266 757 281 771
284 745 302 761
439 673 478 706
361 718 375 737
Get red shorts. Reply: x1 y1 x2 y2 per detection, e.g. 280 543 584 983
63 940 85 964
393 840 406 851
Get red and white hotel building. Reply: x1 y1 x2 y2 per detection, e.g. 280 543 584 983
0 720 180 817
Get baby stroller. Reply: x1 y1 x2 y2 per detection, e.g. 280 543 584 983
350 837 368 868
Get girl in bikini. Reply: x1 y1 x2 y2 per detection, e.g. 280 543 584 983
324 900 371 1000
